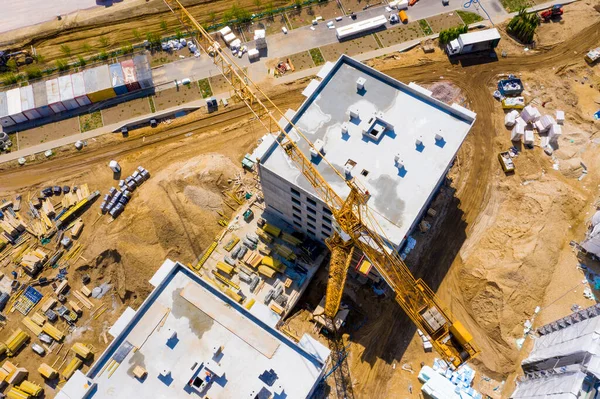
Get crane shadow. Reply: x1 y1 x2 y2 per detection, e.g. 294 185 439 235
288 181 467 373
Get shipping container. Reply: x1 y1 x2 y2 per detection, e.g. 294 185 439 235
6 88 28 123
120 59 141 92
83 65 116 103
58 75 79 110
46 79 67 113
133 55 153 89
0 92 16 127
20 86 42 120
70 72 91 106
109 63 128 95
31 82 54 118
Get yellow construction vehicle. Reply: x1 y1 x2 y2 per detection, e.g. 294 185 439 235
163 0 479 376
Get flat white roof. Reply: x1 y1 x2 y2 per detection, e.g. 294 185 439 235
260 55 475 246
459 28 501 46
81 261 328 399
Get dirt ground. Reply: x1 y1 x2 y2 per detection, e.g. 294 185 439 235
208 74 234 95
320 34 380 61
285 1 344 28
339 0 380 14
240 15 290 37
0 0 294 66
287 51 316 72
426 11 465 33
16 118 81 150
152 84 204 111
2 1 600 398
101 97 152 126
375 22 425 47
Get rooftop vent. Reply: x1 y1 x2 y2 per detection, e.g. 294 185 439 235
415 138 423 147
356 77 366 91
435 133 443 142
394 153 404 169
349 107 359 120
341 123 348 135
361 169 369 177
310 139 325 158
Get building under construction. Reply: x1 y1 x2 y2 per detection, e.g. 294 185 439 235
57 260 330 398
254 55 476 251
511 302 600 398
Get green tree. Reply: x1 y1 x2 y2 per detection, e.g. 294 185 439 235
81 42 92 53
56 59 70 71
77 55 87 66
1 73 19 85
98 36 110 48
132 29 141 41
122 42 134 54
25 66 43 79
59 44 72 58
99 51 109 60
175 30 184 40
160 19 168 31
32 53 45 64
5 58 17 72
209 11 217 22
146 32 161 48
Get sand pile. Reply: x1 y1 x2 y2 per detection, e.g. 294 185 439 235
453 170 586 378
80 153 243 307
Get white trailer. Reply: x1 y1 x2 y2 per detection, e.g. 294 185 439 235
336 15 387 40
446 28 501 56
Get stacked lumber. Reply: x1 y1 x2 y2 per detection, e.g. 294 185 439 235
244 251 263 269
41 200 55 218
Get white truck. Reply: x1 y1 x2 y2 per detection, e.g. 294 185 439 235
446 28 501 56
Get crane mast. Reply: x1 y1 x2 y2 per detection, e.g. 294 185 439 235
163 0 479 369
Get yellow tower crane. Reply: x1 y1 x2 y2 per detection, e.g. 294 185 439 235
163 0 479 373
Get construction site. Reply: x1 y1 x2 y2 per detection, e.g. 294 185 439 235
0 0 600 398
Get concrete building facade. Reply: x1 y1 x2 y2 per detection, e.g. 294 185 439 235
255 55 476 251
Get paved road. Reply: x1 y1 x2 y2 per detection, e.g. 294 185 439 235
153 0 506 89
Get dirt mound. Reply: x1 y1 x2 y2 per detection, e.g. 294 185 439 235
75 249 132 303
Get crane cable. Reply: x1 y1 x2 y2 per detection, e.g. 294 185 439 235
462 0 495 26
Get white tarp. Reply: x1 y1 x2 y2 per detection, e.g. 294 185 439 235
540 115 555 131
583 212 600 256
522 315 600 365
521 105 541 123
549 124 562 142
505 110 519 127
510 370 585 398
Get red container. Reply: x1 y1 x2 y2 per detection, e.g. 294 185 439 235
120 59 141 92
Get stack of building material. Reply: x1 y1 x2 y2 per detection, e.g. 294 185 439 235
504 110 519 127
6 88 27 124
510 122 524 141
219 26 232 38
248 48 260 61
38 363 58 380
71 72 91 106
19 86 41 120
58 75 79 110
0 92 15 127
520 104 541 123
71 343 92 360
244 252 263 269
224 32 237 46
556 110 565 124
539 115 555 132
18 380 43 397
46 78 67 113
41 199 55 218
83 65 116 103
524 126 535 146
62 357 82 380
121 60 141 92
109 63 128 95
262 255 286 273
133 55 153 89
254 29 267 50
548 123 562 143
32 81 54 117
5 329 29 357
230 39 242 50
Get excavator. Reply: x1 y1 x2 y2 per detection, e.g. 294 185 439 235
163 0 480 395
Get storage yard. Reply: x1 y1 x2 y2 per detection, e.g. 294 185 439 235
0 0 599 398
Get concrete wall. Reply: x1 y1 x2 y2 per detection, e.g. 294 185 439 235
259 163 334 244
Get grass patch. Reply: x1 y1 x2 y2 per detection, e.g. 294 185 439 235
419 20 433 35
500 0 532 12
456 10 484 25
198 78 213 98
149 97 156 113
309 48 325 66
372 33 383 49
79 111 103 133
